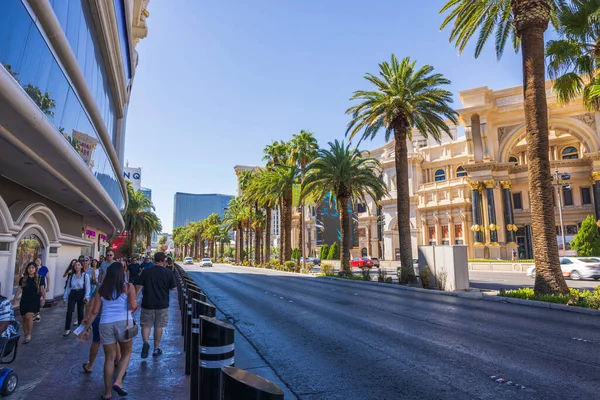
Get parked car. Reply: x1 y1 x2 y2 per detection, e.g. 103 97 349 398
526 257 600 280
370 257 380 268
350 257 374 268
304 257 321 266
183 257 194 265
201 258 213 267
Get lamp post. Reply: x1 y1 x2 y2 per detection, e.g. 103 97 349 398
377 214 386 261
552 168 571 253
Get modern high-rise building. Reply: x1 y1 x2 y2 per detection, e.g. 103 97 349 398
173 193 234 229
0 0 151 300
140 187 152 201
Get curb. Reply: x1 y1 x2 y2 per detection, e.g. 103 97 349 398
188 264 600 317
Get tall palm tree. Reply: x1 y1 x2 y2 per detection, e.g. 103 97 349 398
246 168 279 265
303 140 387 276
123 182 161 255
290 130 319 268
257 164 300 261
440 0 569 295
546 0 600 110
346 55 457 284
224 197 245 262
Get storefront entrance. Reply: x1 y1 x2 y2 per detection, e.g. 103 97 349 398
13 233 43 293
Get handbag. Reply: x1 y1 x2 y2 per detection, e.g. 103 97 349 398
124 285 138 340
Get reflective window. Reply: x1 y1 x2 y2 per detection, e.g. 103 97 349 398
456 166 467 177
434 169 446 182
508 156 518 163
581 187 592 205
563 186 573 206
13 234 43 294
513 193 523 210
0 0 125 212
49 0 117 141
113 0 132 86
562 146 579 160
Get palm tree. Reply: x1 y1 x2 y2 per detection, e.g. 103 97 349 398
302 140 387 276
290 130 319 268
546 0 600 110
346 55 457 284
440 0 569 295
123 182 161 256
246 168 279 265
224 197 245 262
257 164 300 261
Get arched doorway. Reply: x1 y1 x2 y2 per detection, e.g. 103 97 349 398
13 233 44 293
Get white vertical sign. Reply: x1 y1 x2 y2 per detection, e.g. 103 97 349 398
124 167 142 191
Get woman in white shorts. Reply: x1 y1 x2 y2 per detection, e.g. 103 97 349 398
84 262 137 400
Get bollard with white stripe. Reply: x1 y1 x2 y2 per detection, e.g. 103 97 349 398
185 288 203 375
221 366 284 400
189 299 217 400
198 316 235 400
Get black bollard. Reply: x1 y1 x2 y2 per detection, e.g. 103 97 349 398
198 316 235 400
189 299 217 400
221 366 284 400
185 288 203 375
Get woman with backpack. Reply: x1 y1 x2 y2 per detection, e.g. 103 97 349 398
63 260 90 336
12 261 46 343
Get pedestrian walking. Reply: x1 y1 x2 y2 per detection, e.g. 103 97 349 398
98 252 115 284
90 259 100 296
84 262 137 399
12 262 46 344
127 257 142 286
140 255 153 272
165 257 174 272
136 252 176 358
63 261 91 336
82 293 101 374
34 257 49 322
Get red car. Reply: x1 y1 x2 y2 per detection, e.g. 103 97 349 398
350 257 374 268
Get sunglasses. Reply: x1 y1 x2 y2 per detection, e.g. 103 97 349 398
107 254 114 257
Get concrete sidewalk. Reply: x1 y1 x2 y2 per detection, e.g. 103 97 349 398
8 292 187 400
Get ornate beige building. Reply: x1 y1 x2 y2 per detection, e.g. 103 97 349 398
350 82 600 261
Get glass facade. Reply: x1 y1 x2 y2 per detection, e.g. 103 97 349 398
173 193 234 229
0 0 125 212
49 0 118 141
113 0 132 86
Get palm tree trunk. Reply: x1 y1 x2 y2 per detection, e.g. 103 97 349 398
238 224 244 263
394 128 417 284
515 0 569 294
129 230 135 255
279 201 285 262
255 227 260 265
265 207 271 264
338 194 351 276
220 241 224 259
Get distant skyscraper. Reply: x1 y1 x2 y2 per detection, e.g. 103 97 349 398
140 187 152 201
173 193 234 229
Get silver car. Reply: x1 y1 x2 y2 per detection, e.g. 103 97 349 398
526 257 600 280
183 257 194 265
201 258 213 267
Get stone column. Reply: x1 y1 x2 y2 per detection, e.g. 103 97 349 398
468 181 484 245
500 180 517 244
591 172 600 229
483 180 499 245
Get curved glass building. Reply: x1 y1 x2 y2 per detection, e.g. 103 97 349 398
0 0 151 299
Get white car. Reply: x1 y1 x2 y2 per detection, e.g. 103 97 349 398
200 258 213 267
526 257 600 280
183 257 194 265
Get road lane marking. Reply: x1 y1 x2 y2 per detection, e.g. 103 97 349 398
280 297 284 299
572 337 593 343
490 376 527 390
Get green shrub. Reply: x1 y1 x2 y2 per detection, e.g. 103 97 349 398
571 215 600 256
499 286 600 309
384 277 393 283
283 261 297 272
420 265 431 289
320 245 330 260
321 263 334 276
301 262 315 274
291 248 299 261
361 267 371 281
327 242 339 260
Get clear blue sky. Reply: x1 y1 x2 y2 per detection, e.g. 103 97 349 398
125 0 529 233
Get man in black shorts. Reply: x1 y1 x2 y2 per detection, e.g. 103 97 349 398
136 252 176 358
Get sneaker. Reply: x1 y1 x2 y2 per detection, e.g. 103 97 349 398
34 315 40 323
152 348 163 357
63 330 71 337
141 342 150 359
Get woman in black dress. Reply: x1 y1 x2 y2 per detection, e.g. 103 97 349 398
12 261 46 343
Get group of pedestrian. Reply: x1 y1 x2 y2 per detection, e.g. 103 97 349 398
81 251 176 399
9 250 177 399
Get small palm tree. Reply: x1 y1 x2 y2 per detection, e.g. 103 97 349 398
290 130 319 267
123 182 161 255
547 0 600 110
440 0 569 295
224 197 246 262
346 55 457 283
302 140 387 277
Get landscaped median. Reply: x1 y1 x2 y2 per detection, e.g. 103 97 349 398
498 287 600 311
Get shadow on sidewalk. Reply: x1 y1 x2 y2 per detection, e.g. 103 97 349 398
8 292 187 400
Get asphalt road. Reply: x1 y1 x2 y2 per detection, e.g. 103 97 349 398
188 263 600 400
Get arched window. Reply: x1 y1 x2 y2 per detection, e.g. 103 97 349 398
456 166 467 177
562 146 579 160
435 169 446 182
508 156 518 163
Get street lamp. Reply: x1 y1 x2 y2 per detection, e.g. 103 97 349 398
377 214 386 261
552 168 570 253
